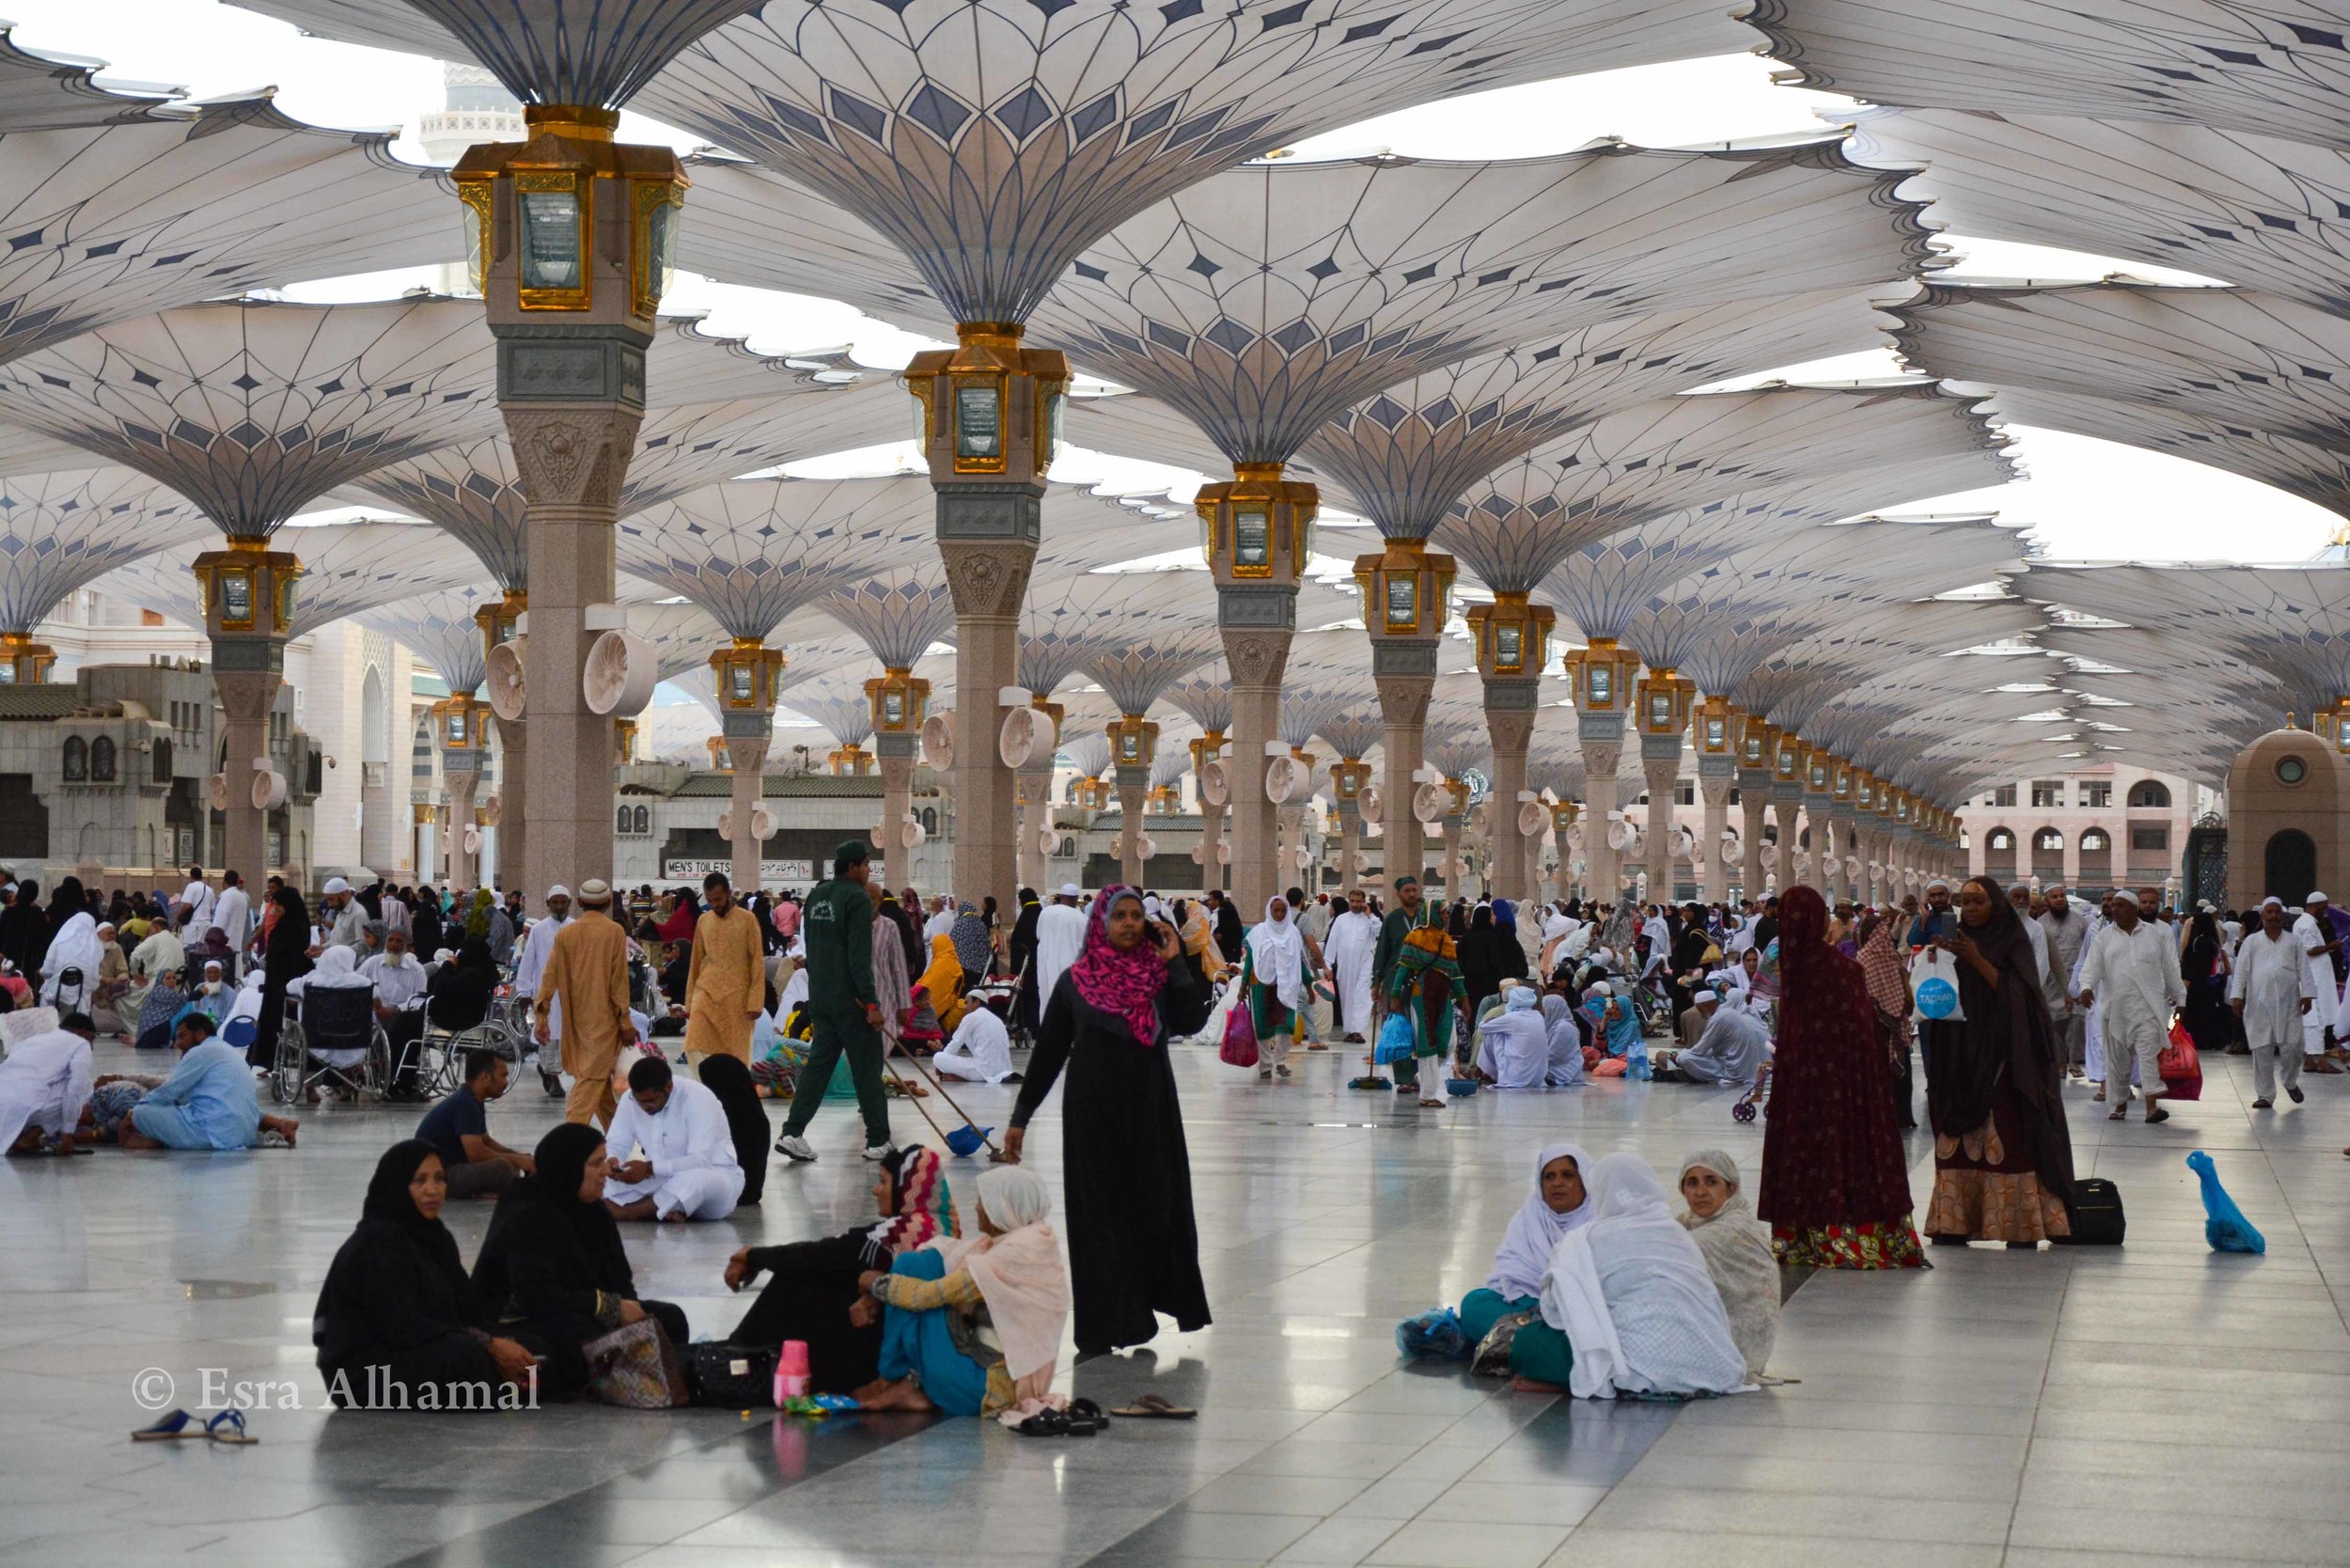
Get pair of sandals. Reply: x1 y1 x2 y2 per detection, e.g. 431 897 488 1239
1015 1397 1107 1437
132 1408 255 1444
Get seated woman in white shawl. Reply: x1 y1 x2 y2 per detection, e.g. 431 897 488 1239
1530 1152 1751 1398
39 913 105 1011
1449 1142 1591 1358
285 944 376 1078
1539 986 1586 1086
1677 1150 1778 1379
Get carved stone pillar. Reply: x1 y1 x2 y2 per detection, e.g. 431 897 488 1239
1480 689 1538 901
1221 629 1291 915
1116 762 1150 890
1578 726 1625 903
1337 800 1362 888
1190 733 1226 894
875 731 916 860
212 665 279 883
943 539 1037 911
1375 664 1434 896
1739 773 1770 902
1699 760 1734 904
1771 789 1803 898
443 754 481 888
1827 805 1861 908
724 734 767 891
476 591 526 897
1641 745 1681 904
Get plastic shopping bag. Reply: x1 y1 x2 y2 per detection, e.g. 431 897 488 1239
1909 948 1967 1023
1373 1011 1418 1066
2187 1150 2264 1254
1219 995 1260 1069
2158 1019 2203 1101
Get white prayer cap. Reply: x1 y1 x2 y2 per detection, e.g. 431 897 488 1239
2261 896 2285 912
323 876 352 895
1695 988 1718 1004
2044 881 2066 893
1924 877 1951 893
1588 980 1612 996
546 884 571 901
2308 890 2330 905
1142 895 1166 920
1059 883 1081 898
204 958 223 971
2110 887 2139 908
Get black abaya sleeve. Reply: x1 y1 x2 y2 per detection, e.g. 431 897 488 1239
1156 955 1209 1038
1010 977 1074 1130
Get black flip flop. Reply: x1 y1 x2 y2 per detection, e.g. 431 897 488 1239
1015 1408 1072 1436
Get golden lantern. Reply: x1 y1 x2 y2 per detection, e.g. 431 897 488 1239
0 633 56 685
866 667 930 736
1200 463 1317 585
1562 636 1641 717
452 104 684 320
1465 591 1552 678
907 323 1070 481
1353 536 1455 638
1634 666 1694 741
1692 696 1736 760
1107 713 1159 770
709 638 786 713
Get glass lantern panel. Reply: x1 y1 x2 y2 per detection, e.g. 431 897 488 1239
643 200 679 308
1233 509 1271 567
518 188 583 290
220 571 252 624
1119 731 1140 760
729 666 755 703
1495 623 1523 668
882 691 905 726
953 383 1002 459
1704 716 1726 748
447 711 468 744
1586 665 1611 705
1385 574 1417 628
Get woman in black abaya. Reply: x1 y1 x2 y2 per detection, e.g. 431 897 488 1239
1005 886 1211 1355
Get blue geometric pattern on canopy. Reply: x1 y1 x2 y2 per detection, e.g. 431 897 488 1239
353 582 503 694
2024 562 2350 701
95 520 487 641
0 464 212 634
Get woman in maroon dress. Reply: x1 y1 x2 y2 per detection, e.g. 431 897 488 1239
1758 886 1927 1268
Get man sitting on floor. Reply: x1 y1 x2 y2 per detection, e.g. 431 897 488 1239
119 1013 300 1151
603 1055 743 1222
0 1011 96 1154
415 1049 536 1199
932 994 1021 1084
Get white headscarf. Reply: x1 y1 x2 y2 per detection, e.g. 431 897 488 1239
931 1165 1070 1405
1245 896 1307 1011
1677 1149 1779 1379
39 914 104 1006
307 944 372 988
1538 1152 1751 1400
1486 1141 1594 1301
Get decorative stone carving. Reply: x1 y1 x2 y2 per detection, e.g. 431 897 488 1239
506 408 641 510
1373 674 1432 726
1221 629 1292 689
1484 706 1536 754
940 539 1037 619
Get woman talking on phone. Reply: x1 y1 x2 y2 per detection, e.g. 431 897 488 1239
1005 885 1213 1355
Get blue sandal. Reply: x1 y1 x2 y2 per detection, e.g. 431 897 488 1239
132 1408 203 1441
205 1408 257 1444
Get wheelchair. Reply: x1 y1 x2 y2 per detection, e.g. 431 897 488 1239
272 984 391 1104
402 996 520 1101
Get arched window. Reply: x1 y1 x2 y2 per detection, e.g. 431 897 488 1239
1985 828 2015 851
617 805 633 833
153 737 173 782
2032 828 2062 852
361 666 390 770
2127 779 2171 809
89 735 116 781
633 806 650 835
2079 829 2109 852
920 807 937 833
61 735 86 781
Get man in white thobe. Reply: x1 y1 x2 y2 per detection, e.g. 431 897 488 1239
933 998 1018 1083
923 896 955 945
211 872 252 969
2076 887 2186 1122
2292 892 2343 1071
1669 990 1772 1086
2009 884 2049 984
1298 893 1333 944
2231 897 2313 1109
512 886 572 1059
1032 884 1087 1010
0 1012 95 1153
177 868 216 937
1324 890 1378 1043
2036 884 2090 1077
603 1057 744 1222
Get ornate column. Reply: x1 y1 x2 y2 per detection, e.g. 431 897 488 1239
1548 799 1579 903
1206 464 1315 916
868 667 929 860
708 639 783 892
431 691 487 888
1108 713 1157 890
1357 539 1454 900
907 323 1070 915
1827 757 1860 907
1563 638 1641 904
457 105 682 901
474 591 527 894
1189 733 1226 892
1800 743 1836 899
1635 666 1695 904
1014 698 1062 897
0 633 56 685
1767 727 1805 898
1466 593 1552 902
1438 778 1471 896
1330 759 1371 888
1693 697 1737 904
192 538 302 881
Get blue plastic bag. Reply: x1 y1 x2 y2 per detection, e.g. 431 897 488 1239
1395 1307 1466 1360
2186 1151 2264 1254
1625 1038 1652 1082
1374 1011 1417 1066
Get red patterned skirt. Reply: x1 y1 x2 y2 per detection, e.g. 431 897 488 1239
1772 1217 1929 1269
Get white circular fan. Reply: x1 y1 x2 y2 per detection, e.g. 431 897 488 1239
901 817 925 850
1605 813 1637 852
920 713 955 770
582 630 657 717
1215 841 1231 865
1469 803 1490 834
1036 824 1059 855
1198 758 1229 807
1263 753 1300 805
1623 827 1644 858
1843 855 1862 882
484 638 527 722
1719 829 1742 866
1668 823 1696 858
1567 822 1585 851
250 769 287 811
1189 841 1205 864
751 806 775 840
1136 835 1156 858
209 772 228 811
1793 851 1812 876
1411 782 1448 823
998 706 1038 769
1760 841 1779 869
1517 801 1547 837
1868 860 1884 880
462 825 482 856
1292 845 1311 868
1357 783 1382 821
718 808 734 840
480 794 503 827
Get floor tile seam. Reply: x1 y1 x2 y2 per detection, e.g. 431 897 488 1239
1999 1254 2072 1568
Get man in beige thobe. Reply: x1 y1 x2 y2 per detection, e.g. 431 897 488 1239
536 879 632 1127
684 871 766 1065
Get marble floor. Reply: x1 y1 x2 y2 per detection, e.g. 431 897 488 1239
4 1033 2347 1568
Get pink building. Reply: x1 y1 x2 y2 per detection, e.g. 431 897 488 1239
1962 764 2198 900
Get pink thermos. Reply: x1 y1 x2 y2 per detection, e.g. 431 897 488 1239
775 1341 811 1403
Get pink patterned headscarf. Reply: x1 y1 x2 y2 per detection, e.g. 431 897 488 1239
1067 886 1167 1044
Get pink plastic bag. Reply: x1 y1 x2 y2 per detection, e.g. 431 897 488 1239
1219 995 1259 1069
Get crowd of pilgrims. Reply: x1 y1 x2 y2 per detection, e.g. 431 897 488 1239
6 841 2343 1419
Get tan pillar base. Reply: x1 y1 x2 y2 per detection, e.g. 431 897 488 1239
1482 688 1535 902
212 661 280 886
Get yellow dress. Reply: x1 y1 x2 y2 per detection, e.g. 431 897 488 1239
684 905 767 1063
917 933 967 1034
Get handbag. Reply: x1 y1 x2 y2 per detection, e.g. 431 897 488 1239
1219 994 1259 1069
582 1316 692 1408
1471 1308 1540 1377
688 1341 779 1408
1908 948 1967 1023
2157 1019 2203 1101
1373 1011 1417 1066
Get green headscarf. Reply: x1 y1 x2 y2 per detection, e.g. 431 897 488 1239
463 887 494 941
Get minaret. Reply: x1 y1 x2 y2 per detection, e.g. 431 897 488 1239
416 64 524 297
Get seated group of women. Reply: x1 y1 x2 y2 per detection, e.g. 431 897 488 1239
316 1130 1071 1424
1447 1141 1778 1399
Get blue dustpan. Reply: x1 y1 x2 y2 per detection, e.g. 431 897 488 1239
945 1124 993 1158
